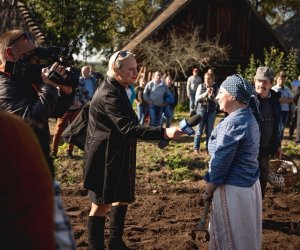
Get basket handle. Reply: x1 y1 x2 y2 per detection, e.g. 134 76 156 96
280 154 298 167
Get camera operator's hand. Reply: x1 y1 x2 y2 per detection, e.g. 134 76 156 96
41 62 72 95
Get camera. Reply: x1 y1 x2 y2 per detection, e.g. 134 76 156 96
4 41 80 87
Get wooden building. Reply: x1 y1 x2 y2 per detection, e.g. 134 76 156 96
0 0 45 46
121 0 287 82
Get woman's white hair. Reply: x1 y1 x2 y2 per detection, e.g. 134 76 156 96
107 50 135 78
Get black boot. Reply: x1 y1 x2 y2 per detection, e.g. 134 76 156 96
88 216 105 250
108 205 133 250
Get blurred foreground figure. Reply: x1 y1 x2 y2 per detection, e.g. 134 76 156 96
0 112 54 250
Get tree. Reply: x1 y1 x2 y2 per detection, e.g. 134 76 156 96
135 26 230 80
249 0 300 27
238 47 298 85
23 0 169 56
106 0 168 49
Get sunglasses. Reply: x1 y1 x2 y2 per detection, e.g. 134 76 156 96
113 50 128 63
8 32 32 47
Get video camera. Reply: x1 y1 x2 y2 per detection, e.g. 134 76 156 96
4 40 80 87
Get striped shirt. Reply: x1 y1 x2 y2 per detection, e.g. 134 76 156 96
205 107 260 187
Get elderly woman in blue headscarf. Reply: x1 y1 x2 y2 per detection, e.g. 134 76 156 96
203 75 262 250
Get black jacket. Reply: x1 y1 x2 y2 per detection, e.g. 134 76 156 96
248 89 281 155
0 72 74 177
84 78 165 203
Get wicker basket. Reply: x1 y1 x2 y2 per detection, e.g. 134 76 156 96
268 156 300 188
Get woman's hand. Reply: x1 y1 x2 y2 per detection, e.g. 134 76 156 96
165 127 183 140
203 191 213 202
203 183 217 202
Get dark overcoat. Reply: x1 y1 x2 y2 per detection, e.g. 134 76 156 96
83 77 165 203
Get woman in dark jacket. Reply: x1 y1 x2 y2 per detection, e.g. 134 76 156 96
84 51 182 250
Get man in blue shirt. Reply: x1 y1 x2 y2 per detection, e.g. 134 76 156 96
79 66 97 100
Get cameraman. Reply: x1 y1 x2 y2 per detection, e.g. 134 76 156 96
0 30 76 249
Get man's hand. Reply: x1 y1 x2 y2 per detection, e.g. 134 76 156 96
41 62 72 94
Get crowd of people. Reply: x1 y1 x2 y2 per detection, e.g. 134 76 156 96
1 28 300 250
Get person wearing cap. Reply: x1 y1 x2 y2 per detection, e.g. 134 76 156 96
186 67 202 113
272 71 293 143
249 66 282 199
203 74 261 249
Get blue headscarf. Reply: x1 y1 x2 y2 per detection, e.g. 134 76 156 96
220 74 254 104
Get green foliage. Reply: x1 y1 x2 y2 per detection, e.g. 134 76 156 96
249 0 300 27
238 47 299 84
170 167 193 183
243 54 260 82
24 0 110 53
284 49 299 83
175 102 189 112
23 0 169 55
282 142 300 157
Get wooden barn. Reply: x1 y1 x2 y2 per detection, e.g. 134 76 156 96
121 0 288 82
0 0 45 46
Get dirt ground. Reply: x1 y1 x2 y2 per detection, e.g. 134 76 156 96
58 151 300 249
51 119 300 250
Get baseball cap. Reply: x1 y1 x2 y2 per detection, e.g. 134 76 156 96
254 67 274 81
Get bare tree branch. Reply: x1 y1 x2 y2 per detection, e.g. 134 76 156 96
135 25 230 79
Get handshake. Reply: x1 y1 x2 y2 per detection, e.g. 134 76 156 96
159 114 201 149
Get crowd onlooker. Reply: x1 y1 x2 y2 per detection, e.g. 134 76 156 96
249 66 282 199
161 75 178 128
79 65 98 100
272 71 293 143
193 72 218 154
293 75 300 143
135 77 148 125
125 83 136 105
52 83 89 158
187 67 202 114
143 71 172 126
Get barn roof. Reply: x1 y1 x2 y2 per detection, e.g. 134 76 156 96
121 0 287 53
121 0 190 51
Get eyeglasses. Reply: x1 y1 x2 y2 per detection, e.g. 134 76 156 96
7 32 32 47
113 50 128 63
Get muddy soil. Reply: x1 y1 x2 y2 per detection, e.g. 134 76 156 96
50 116 300 250
57 140 300 250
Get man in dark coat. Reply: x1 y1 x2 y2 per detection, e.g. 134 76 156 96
0 29 76 249
249 66 282 199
